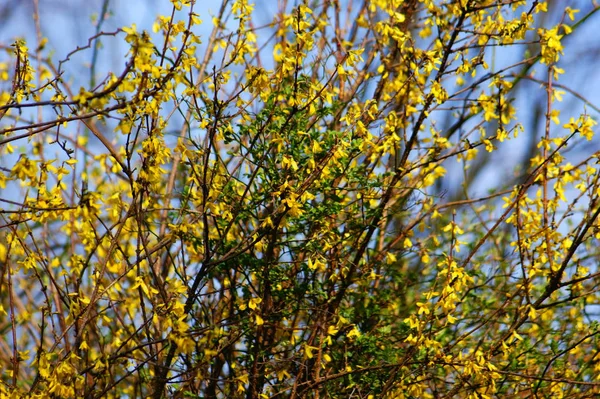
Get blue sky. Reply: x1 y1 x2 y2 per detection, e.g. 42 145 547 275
1 0 599 202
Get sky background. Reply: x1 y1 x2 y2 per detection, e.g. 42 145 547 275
1 0 600 203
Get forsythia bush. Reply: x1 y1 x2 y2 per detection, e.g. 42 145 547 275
1 0 600 397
